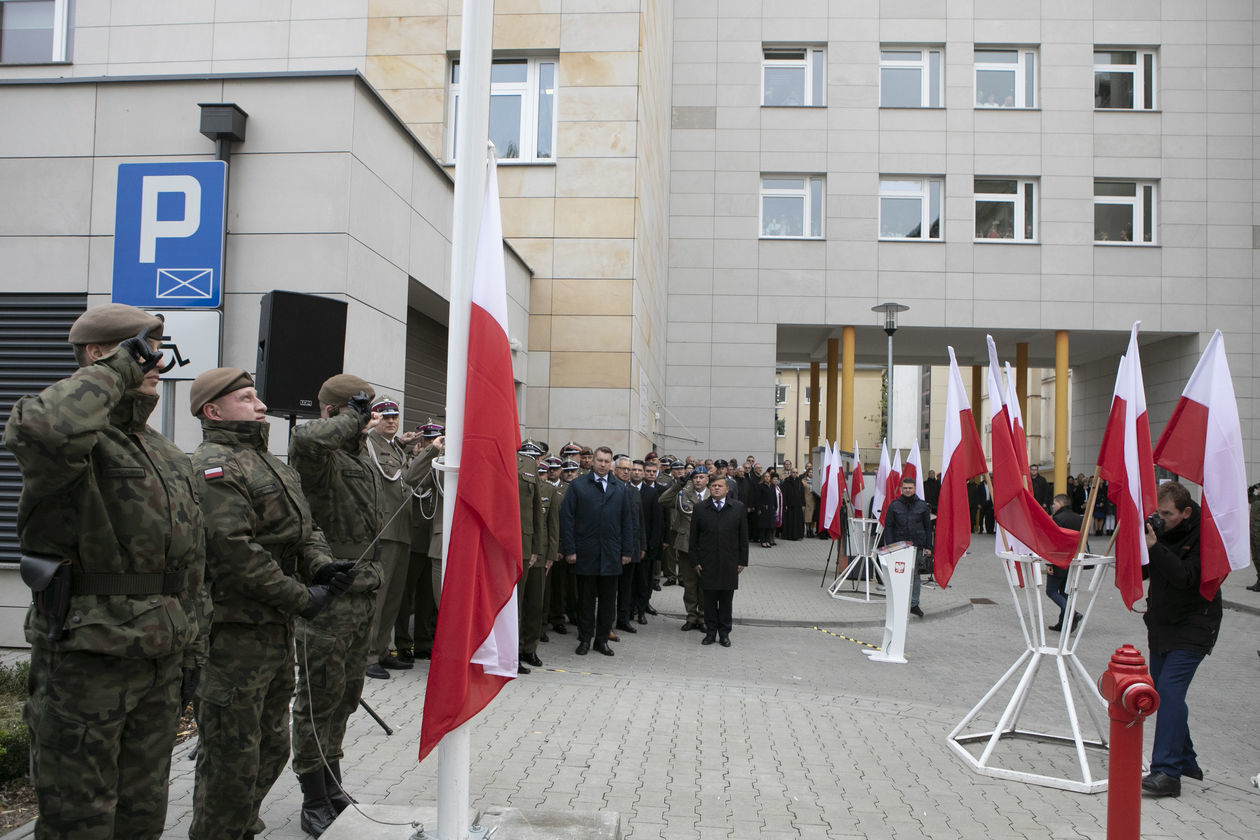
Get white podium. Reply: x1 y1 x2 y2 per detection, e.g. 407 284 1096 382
860 541 916 664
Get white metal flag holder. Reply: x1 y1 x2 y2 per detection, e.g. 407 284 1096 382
947 552 1115 794
828 516 886 602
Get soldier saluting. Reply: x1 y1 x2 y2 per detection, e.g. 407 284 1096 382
3 303 208 840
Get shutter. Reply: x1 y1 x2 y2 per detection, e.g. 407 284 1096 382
0 294 87 563
403 307 448 433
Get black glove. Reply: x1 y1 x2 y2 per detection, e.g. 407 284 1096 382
348 391 374 426
299 585 334 620
328 570 355 595
180 667 200 709
119 327 163 373
312 560 355 586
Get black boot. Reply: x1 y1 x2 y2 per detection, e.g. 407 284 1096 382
324 760 356 814
298 771 338 837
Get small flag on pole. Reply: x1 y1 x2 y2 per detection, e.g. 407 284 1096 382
933 347 988 587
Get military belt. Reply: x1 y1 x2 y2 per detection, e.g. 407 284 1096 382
72 569 187 596
329 541 372 560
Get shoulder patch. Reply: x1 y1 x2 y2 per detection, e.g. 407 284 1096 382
203 466 225 480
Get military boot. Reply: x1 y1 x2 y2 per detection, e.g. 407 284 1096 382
298 771 338 837
325 760 357 814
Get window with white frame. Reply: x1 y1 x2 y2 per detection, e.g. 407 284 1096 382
880 47 942 108
879 177 942 241
1094 49 1156 110
775 384 788 405
974 47 1036 108
762 45 825 106
450 56 557 162
1094 180 1156 244
974 178 1037 241
0 0 69 64
760 175 825 239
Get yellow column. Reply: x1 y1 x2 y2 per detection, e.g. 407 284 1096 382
971 365 983 437
1054 330 1069 495
1015 342 1029 426
840 326 855 449
826 338 839 443
808 362 820 454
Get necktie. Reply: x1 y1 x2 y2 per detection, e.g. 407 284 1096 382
715 501 723 511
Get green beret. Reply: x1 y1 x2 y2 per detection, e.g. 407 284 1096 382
190 367 254 417
317 374 373 408
68 304 163 346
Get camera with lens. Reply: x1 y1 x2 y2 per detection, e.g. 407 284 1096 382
1145 511 1164 536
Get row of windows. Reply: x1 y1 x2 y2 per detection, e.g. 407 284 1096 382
765 44 1158 111
760 176 1156 244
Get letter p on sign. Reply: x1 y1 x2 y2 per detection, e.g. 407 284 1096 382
139 175 201 263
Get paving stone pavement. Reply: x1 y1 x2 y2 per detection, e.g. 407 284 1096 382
12 535 1260 839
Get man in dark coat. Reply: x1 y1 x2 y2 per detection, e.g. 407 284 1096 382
613 456 646 635
632 461 665 623
780 462 806 540
689 476 749 646
1139 482 1221 798
922 470 941 514
559 446 633 656
1030 464 1052 512
883 477 932 617
1046 494 1084 632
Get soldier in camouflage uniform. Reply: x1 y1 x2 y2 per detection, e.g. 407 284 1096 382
516 440 547 672
187 368 355 840
288 374 384 837
2 304 207 840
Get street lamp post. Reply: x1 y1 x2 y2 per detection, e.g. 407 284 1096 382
871 302 909 447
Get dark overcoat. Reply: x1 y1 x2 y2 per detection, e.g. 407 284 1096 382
559 470 634 576
689 497 749 590
755 481 777 530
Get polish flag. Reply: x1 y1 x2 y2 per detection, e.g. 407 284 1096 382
933 347 988 587
873 440 891 526
880 449 902 526
986 336 1079 567
904 438 925 500
995 362 1033 557
817 442 832 534
826 441 844 539
1097 323 1157 609
1153 330 1249 600
419 159 522 763
849 442 865 516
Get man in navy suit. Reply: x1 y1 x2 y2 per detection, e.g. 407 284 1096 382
689 475 749 647
560 446 634 656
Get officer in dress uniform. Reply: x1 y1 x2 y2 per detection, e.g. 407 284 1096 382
536 456 564 645
393 422 445 662
4 304 208 840
517 440 547 672
548 458 582 633
658 465 710 631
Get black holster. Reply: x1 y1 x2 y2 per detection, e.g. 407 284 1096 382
20 553 72 641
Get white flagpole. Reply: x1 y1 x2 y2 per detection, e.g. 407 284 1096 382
437 1 495 837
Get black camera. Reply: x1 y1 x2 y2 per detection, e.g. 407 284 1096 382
1146 511 1164 536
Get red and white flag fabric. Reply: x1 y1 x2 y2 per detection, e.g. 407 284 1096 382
850 441 865 516
873 440 891 526
995 362 1033 557
817 441 833 534
1153 330 1249 600
904 438 925 500
933 347 988 587
880 449 902 526
986 336 1079 567
1097 323 1157 609
826 441 844 539
419 158 523 763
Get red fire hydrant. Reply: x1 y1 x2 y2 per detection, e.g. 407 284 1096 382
1097 644 1160 840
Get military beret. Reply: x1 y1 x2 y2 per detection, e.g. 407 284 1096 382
317 374 373 407
691 466 708 475
561 459 580 470
189 367 254 417
518 440 544 458
714 459 729 468
559 441 583 457
372 397 400 416
68 304 163 346
419 421 444 438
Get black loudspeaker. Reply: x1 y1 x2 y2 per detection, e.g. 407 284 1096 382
255 290 347 417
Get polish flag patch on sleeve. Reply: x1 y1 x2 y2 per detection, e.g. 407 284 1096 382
203 466 225 480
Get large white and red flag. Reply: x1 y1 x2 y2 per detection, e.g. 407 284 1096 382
850 441 865 516
817 441 832 534
1153 330 1249 600
995 362 1033 556
826 441 844 538
904 438 925 500
873 440 891 526
880 449 902 525
934 347 988 587
986 336 1079 567
1097 323 1157 608
419 159 523 763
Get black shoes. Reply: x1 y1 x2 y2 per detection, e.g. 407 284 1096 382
680 621 700 631
652 580 662 591
1247 581 1260 592
615 621 638 633
324 760 355 814
365 663 390 679
576 640 590 655
522 651 543 668
539 631 550 643
701 634 716 645
380 652 412 670
552 622 569 635
1183 765 1204 781
719 635 731 647
395 647 415 664
635 611 648 625
910 605 924 618
594 641 615 656
298 771 338 837
1141 771 1181 797
662 577 678 586
645 605 659 616
517 663 531 674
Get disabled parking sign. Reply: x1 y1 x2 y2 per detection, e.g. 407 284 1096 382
112 161 226 308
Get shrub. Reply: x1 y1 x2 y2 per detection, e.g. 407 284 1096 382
0 662 30 784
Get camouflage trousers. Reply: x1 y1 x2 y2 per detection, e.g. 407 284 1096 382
291 589 375 776
190 622 295 840
26 646 181 840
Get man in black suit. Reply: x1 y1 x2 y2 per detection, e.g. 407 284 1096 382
631 460 664 624
1030 464 1052 513
689 475 749 647
559 446 633 656
613 456 645 635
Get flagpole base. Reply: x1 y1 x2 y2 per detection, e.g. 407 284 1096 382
828 517 887 602
436 725 470 839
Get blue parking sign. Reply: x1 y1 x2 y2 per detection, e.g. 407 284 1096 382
112 161 226 308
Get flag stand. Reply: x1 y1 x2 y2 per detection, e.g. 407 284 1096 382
828 516 885 602
946 552 1114 794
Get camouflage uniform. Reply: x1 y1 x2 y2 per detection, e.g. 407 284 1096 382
395 442 443 657
517 456 547 658
189 418 335 840
288 410 383 777
3 348 207 840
